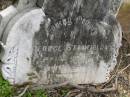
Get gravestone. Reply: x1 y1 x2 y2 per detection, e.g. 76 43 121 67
0 0 122 86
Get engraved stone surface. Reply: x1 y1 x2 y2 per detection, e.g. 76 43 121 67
0 0 122 86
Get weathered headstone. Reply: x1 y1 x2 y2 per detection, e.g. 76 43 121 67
0 0 122 86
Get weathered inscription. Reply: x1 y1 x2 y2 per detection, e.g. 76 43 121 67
32 15 114 73
0 0 122 85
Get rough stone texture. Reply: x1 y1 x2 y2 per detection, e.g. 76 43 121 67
36 0 44 8
32 0 122 85
16 0 37 11
0 0 122 85
0 6 17 42
1 8 44 85
110 0 123 16
37 0 123 16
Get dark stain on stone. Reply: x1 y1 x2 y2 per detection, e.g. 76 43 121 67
31 0 119 72
26 57 29 61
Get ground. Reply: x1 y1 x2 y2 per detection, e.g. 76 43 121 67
0 1 130 97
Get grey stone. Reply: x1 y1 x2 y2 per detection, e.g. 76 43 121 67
0 15 2 23
36 0 44 8
110 0 123 16
31 0 122 85
0 0 122 86
0 6 17 41
0 0 37 43
16 0 37 11
0 42 5 60
1 8 37 43
1 8 44 85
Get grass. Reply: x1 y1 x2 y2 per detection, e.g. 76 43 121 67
0 73 13 97
0 73 48 97
0 73 69 97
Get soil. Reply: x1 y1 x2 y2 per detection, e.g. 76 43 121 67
0 0 14 10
